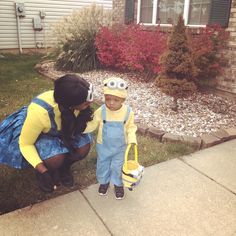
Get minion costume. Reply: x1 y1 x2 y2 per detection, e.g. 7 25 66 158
84 77 137 187
0 91 92 169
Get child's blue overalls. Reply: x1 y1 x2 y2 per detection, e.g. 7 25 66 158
96 104 131 186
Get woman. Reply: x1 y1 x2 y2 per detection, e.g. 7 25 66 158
0 74 94 193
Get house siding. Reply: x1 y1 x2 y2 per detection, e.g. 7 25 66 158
112 0 236 95
0 0 112 50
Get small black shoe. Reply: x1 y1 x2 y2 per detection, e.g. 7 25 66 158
114 185 124 200
98 183 109 196
35 171 54 193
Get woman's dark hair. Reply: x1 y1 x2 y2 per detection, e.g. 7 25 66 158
54 74 93 152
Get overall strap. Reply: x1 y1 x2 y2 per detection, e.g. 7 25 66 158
124 106 131 124
101 104 107 123
32 97 58 131
101 104 131 124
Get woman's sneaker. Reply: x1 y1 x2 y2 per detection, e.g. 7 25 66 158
98 183 109 195
114 185 124 200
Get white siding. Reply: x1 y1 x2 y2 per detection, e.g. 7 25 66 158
0 0 112 50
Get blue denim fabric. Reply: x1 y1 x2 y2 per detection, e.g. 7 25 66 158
96 105 130 186
0 98 92 169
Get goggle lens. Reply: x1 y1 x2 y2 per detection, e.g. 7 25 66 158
105 80 128 90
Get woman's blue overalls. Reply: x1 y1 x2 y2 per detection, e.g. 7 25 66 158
96 104 131 186
0 97 92 169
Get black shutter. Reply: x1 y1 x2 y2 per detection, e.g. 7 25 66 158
125 0 135 24
209 0 232 27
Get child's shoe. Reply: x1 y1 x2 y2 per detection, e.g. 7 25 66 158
114 185 124 200
98 183 109 195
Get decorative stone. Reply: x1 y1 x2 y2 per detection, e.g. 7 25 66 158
162 133 183 143
146 128 165 141
137 125 148 135
225 127 236 139
210 129 231 141
181 135 202 150
201 134 221 149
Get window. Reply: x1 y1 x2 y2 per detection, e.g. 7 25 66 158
138 0 211 25
157 0 184 24
188 0 211 25
140 0 153 23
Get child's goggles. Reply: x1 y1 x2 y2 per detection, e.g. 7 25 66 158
86 83 94 102
104 80 128 90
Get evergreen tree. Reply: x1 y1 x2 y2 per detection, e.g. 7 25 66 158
156 15 197 111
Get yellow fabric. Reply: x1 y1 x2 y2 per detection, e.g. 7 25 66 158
103 77 128 99
19 90 80 168
84 104 137 144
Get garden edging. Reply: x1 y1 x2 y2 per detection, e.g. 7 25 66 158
137 125 236 150
92 99 236 151
35 63 236 151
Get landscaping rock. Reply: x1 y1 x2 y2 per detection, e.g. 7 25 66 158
137 125 149 135
225 127 236 139
201 134 221 149
146 127 165 141
210 129 231 141
162 133 183 143
181 135 202 149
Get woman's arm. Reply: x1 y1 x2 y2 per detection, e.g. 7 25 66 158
19 106 48 172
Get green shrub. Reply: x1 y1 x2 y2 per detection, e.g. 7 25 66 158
54 3 112 72
156 15 197 111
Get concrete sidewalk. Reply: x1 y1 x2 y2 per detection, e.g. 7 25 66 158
1 140 236 236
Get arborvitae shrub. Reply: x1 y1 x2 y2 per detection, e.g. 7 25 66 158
54 4 112 72
156 15 197 110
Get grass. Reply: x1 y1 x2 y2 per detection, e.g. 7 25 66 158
0 53 53 120
0 53 196 215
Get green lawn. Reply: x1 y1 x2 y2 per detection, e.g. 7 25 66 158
0 54 53 120
0 54 196 215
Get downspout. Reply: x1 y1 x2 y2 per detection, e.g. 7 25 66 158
15 3 25 54
16 14 23 54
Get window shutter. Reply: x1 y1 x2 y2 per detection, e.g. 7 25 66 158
209 0 232 27
125 0 135 24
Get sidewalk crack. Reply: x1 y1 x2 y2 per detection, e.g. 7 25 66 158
79 190 113 236
178 157 236 196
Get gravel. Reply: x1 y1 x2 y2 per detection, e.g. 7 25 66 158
38 62 236 137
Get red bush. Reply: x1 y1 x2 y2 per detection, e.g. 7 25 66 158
96 23 228 83
190 24 229 82
95 24 167 76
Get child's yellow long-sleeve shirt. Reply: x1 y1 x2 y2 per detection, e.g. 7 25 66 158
84 104 137 144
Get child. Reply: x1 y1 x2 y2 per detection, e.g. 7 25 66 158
84 77 137 200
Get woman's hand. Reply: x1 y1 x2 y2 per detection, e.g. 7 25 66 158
35 163 55 192
40 171 54 191
35 162 48 173
35 169 54 193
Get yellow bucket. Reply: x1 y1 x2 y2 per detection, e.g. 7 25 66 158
122 144 144 191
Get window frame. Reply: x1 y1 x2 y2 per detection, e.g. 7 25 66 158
137 0 210 27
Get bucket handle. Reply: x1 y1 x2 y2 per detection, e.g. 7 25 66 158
124 144 138 169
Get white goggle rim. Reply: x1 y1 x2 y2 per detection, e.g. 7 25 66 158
105 80 128 90
86 83 94 102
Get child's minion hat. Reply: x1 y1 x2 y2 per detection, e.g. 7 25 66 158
103 77 128 99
